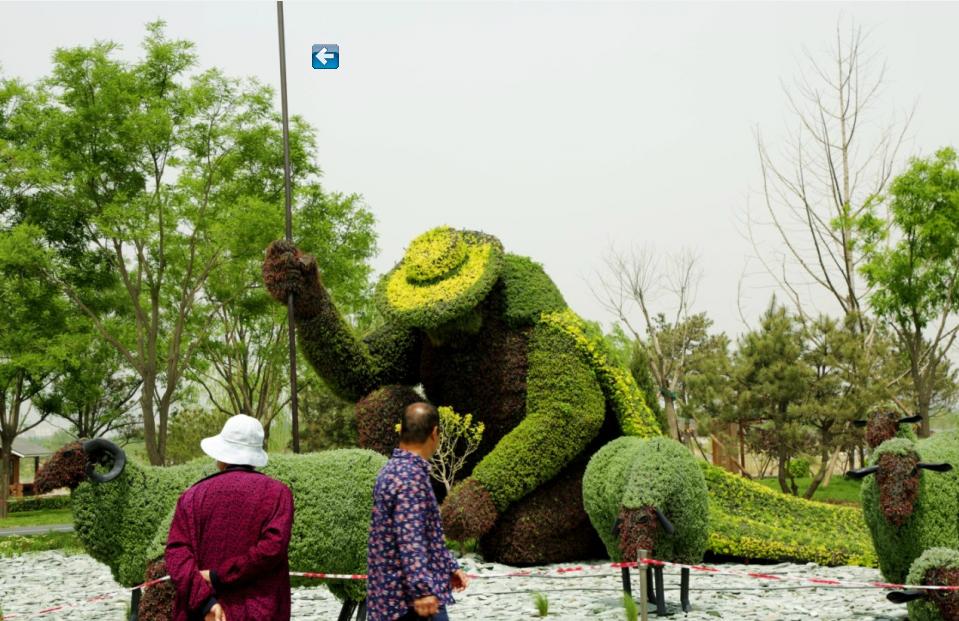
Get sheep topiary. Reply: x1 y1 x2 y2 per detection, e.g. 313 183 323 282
887 547 959 621
262 228 661 564
35 440 386 620
583 436 708 613
848 433 959 584
852 402 921 449
35 440 210 586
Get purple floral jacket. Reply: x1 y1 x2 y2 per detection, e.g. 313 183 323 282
367 449 459 621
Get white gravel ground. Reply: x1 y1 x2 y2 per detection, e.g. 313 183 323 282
0 552 910 620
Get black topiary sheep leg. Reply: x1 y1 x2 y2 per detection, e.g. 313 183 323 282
621 566 632 596
646 569 656 607
337 600 357 621
654 566 667 616
355 598 368 621
680 567 690 612
128 588 140 621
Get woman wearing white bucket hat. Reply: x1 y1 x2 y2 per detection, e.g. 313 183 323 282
200 414 270 468
166 414 295 621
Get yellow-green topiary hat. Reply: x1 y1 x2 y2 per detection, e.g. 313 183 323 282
376 226 505 329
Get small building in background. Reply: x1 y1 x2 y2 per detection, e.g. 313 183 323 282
7 438 53 497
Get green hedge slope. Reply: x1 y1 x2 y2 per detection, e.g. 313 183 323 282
702 463 876 567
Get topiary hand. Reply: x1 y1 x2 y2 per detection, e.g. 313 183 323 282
441 478 499 541
263 240 325 318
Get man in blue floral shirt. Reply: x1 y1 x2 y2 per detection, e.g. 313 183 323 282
367 402 470 621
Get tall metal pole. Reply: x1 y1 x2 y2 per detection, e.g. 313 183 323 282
276 1 300 453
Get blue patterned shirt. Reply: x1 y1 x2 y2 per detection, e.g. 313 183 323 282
367 449 459 621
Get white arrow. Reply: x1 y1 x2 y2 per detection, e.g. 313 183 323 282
314 48 335 65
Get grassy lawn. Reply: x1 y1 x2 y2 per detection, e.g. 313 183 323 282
0 531 82 557
0 508 73 529
757 475 862 505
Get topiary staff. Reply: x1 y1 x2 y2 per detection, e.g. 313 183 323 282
35 440 386 620
583 436 709 614
847 433 959 584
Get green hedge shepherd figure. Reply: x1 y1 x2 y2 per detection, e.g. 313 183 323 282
263 226 661 564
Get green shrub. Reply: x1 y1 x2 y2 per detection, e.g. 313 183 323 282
788 457 811 479
0 531 82 557
703 463 875 566
905 547 959 621
72 459 212 585
8 495 71 513
860 434 959 582
583 436 709 564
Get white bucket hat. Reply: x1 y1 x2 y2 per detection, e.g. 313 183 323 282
200 414 269 468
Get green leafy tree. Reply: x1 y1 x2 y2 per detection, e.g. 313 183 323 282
193 186 376 442
0 23 355 465
0 225 69 517
36 316 141 439
294 374 359 452
860 148 959 437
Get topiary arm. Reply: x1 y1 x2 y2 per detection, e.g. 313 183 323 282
298 303 420 401
442 320 606 540
264 240 419 401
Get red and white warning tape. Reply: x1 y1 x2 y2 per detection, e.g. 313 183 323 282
6 558 959 619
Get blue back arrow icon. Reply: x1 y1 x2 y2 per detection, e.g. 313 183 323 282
312 44 339 69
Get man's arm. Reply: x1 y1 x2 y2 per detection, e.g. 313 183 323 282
213 485 294 588
165 495 217 615
394 479 436 600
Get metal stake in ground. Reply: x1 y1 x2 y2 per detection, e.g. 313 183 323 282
275 0 300 453
639 549 649 621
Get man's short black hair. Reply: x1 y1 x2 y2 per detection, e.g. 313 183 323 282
400 402 439 444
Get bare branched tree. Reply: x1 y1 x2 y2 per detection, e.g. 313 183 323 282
748 21 912 333
745 20 917 428
593 246 702 440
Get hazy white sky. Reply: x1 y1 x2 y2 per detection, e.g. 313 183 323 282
2 1 958 341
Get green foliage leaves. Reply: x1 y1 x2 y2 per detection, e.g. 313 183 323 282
377 229 504 330
542 310 660 438
430 406 485 493
87 449 385 601
862 148 959 327
906 547 959 621
164 408 230 465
